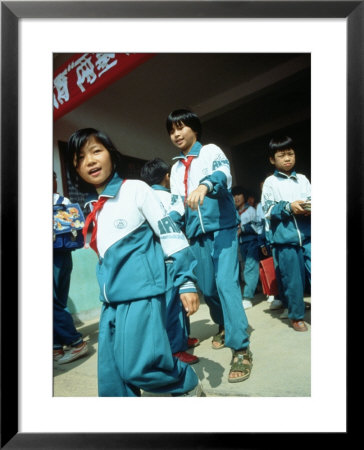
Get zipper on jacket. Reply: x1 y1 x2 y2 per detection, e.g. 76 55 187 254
103 284 110 303
292 215 302 247
197 205 206 234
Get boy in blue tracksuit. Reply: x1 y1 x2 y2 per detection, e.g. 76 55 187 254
140 157 200 365
261 136 311 332
166 109 252 384
231 186 260 309
66 128 203 396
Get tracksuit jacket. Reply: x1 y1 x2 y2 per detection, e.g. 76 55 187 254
261 170 311 246
170 141 239 238
85 173 197 304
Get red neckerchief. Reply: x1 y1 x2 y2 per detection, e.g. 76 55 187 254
180 156 194 204
82 196 109 255
83 180 127 255
238 205 249 215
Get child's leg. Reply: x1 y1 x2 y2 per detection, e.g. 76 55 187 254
53 251 82 347
302 239 311 287
98 303 140 397
165 284 188 353
212 228 250 351
189 234 225 327
241 239 260 299
273 245 305 320
98 298 198 397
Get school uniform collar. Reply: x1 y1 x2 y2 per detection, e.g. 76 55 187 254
85 172 124 207
172 141 203 161
151 184 170 193
274 169 298 180
238 203 250 215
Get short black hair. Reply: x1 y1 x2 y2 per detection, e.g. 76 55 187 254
166 109 202 141
140 158 171 186
231 185 247 198
66 128 126 193
268 136 294 158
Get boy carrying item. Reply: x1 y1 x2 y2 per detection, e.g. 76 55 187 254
261 136 311 332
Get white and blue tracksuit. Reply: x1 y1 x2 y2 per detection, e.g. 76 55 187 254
262 170 311 320
170 141 250 351
86 173 198 397
151 184 193 354
238 204 260 300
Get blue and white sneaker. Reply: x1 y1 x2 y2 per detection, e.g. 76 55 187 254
57 341 88 364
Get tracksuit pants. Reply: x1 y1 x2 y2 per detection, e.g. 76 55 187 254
189 227 250 351
97 295 198 397
165 284 189 354
53 251 82 348
272 239 311 320
239 237 260 300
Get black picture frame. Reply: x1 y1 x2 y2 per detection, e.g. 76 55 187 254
1 1 358 448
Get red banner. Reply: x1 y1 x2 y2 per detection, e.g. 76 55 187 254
53 53 154 121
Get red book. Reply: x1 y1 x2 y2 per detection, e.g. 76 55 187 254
259 257 279 296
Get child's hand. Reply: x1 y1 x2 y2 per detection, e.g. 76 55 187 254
187 185 209 210
180 292 200 317
290 200 308 215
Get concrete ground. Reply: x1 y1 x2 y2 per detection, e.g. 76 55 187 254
53 292 311 397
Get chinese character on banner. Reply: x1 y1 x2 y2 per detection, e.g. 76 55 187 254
53 69 70 109
75 54 97 93
53 53 154 121
95 53 118 77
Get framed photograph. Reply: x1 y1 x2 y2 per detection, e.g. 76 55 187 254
2 1 358 447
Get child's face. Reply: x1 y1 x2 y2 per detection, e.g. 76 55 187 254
270 148 296 175
234 193 245 209
247 196 255 206
169 122 197 155
74 136 113 192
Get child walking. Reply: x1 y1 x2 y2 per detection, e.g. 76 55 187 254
166 109 252 384
261 136 311 331
66 128 202 396
231 186 260 309
140 157 200 365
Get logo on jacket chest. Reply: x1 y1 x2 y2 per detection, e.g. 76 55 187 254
114 219 128 229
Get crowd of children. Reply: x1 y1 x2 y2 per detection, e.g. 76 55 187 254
53 109 311 396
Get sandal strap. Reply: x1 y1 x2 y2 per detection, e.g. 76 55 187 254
231 349 253 366
212 330 225 344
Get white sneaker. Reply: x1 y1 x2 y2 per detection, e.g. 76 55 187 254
279 308 289 319
269 299 283 310
242 299 253 309
266 295 275 303
57 341 88 364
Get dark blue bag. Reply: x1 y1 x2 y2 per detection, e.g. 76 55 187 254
53 196 85 250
